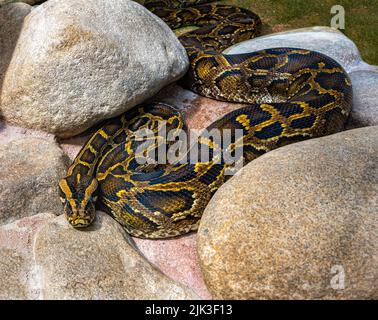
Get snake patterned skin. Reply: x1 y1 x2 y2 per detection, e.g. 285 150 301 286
59 0 353 238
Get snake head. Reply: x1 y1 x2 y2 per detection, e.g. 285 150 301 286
58 175 99 228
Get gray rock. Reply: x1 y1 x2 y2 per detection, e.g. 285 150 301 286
0 213 72 299
0 211 203 300
224 26 367 73
197 126 378 300
0 249 27 299
347 70 378 129
0 138 69 225
34 211 200 299
0 2 31 92
0 0 188 137
0 215 56 301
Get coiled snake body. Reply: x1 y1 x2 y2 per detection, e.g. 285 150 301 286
59 0 353 238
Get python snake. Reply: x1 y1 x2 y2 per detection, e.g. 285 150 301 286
59 0 353 238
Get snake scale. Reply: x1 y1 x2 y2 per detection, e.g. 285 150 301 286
59 0 353 238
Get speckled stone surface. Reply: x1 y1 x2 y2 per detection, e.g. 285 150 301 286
0 2 32 96
0 213 56 299
134 234 212 299
0 138 69 225
0 212 202 299
347 70 378 129
0 249 27 299
34 212 200 300
0 122 55 145
0 0 188 137
197 126 378 300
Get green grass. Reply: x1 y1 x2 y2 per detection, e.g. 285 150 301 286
219 0 378 65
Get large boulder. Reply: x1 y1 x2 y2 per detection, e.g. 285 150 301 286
0 2 31 88
0 0 188 137
0 213 56 300
34 212 200 299
0 138 69 225
0 211 200 299
347 70 378 129
197 126 378 299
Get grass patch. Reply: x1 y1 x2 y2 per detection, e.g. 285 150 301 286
219 0 378 64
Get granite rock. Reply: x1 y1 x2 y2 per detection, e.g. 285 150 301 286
0 138 69 225
0 2 32 93
198 126 378 299
347 70 378 129
0 213 56 300
0 249 27 299
0 0 188 137
34 211 200 300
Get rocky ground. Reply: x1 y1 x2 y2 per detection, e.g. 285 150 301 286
0 0 377 299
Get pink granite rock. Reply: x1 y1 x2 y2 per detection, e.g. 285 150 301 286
134 234 212 299
0 122 55 145
33 212 200 300
0 213 56 299
0 136 69 225
151 84 243 132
